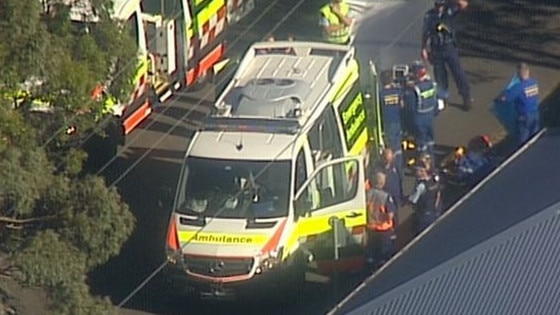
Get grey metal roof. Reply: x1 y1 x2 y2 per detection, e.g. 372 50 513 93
344 200 560 315
331 128 560 315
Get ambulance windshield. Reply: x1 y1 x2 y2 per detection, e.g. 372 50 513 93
177 157 291 219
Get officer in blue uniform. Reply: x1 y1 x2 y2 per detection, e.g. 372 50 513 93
411 64 438 160
380 71 404 171
408 165 442 235
421 0 472 111
500 62 540 146
374 148 404 228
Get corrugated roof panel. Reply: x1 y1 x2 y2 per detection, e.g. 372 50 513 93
345 204 560 315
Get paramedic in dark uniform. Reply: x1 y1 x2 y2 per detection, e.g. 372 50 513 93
380 70 404 170
411 64 438 160
500 62 540 146
374 148 404 228
408 165 442 235
421 0 473 111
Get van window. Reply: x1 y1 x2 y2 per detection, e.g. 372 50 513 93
294 149 307 194
295 159 359 213
126 12 140 49
308 106 343 163
177 157 291 219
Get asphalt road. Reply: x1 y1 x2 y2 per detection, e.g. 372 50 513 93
87 0 560 314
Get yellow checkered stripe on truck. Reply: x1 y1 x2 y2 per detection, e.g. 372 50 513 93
194 0 227 49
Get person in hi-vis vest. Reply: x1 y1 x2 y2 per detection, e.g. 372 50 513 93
319 0 354 45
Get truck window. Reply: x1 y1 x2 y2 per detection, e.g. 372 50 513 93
295 159 359 212
126 13 140 49
142 0 183 17
337 81 366 152
308 106 343 163
294 149 307 194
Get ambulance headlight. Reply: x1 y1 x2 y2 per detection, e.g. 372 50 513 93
166 249 183 265
256 247 284 273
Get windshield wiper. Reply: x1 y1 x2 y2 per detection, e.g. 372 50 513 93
179 215 205 227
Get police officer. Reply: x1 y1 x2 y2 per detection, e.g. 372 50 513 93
366 172 396 267
500 62 540 146
380 70 404 170
319 0 354 45
418 153 444 216
421 0 473 111
408 166 442 235
374 148 404 227
411 64 438 160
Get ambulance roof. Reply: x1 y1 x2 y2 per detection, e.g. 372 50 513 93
214 41 355 129
188 130 296 161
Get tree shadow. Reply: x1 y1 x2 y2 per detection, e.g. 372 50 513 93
89 148 185 308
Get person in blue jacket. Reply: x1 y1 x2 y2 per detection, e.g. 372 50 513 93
454 146 487 182
500 62 540 146
410 64 438 160
380 71 405 171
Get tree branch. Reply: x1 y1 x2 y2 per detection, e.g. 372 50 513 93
0 215 56 225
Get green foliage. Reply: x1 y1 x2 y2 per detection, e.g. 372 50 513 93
49 281 117 315
0 106 37 150
14 230 87 288
0 110 53 216
14 231 117 315
59 176 135 269
0 0 138 149
0 0 49 84
0 146 52 216
63 148 89 176
1 110 135 313
0 1 138 313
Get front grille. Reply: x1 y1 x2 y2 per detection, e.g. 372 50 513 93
185 256 254 277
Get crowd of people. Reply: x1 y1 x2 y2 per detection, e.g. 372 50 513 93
325 0 541 268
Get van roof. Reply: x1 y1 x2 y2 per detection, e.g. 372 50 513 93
213 41 355 132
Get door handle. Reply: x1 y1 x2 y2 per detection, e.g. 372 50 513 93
346 212 363 218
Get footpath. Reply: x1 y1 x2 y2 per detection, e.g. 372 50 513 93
439 0 560 148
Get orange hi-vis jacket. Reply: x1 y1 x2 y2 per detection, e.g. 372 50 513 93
367 188 394 232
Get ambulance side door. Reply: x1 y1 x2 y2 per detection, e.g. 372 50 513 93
292 156 367 255
363 61 384 151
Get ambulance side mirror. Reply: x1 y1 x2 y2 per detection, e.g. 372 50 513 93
294 198 311 220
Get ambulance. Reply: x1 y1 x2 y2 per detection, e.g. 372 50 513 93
164 41 385 297
4 0 254 156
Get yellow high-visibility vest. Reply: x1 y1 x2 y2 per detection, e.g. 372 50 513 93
319 2 350 44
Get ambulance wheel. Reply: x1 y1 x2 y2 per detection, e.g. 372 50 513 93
278 254 307 302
